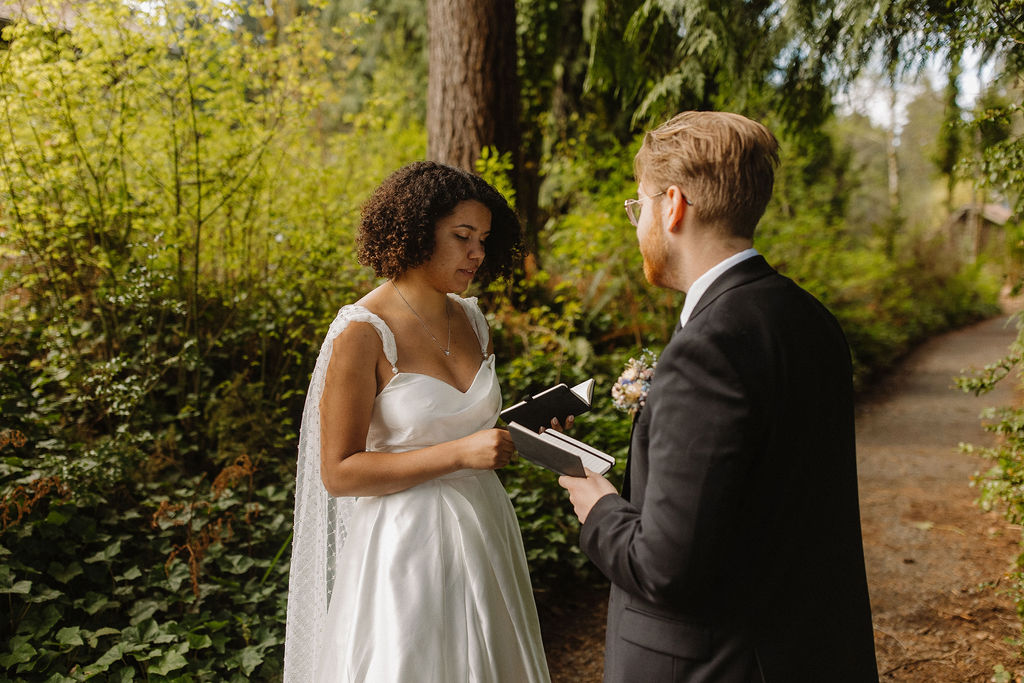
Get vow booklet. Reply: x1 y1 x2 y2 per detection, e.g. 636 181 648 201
499 378 595 432
507 421 614 478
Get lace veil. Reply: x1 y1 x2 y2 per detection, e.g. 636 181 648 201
282 297 487 681
282 305 398 682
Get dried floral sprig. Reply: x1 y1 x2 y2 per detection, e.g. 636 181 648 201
611 349 657 417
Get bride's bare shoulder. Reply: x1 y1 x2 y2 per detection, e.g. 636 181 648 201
352 282 391 313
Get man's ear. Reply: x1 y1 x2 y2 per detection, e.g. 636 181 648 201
663 185 688 233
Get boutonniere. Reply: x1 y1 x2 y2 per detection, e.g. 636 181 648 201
611 349 657 417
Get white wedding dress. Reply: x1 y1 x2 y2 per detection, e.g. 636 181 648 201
284 295 550 683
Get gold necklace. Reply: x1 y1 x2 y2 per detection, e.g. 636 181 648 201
391 281 452 357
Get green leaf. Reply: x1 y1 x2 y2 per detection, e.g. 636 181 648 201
222 554 255 574
129 599 160 623
137 618 161 643
85 539 122 563
110 667 135 683
165 561 190 592
128 649 160 663
186 632 213 650
42 672 77 683
78 591 111 615
16 603 61 639
83 641 128 677
237 646 264 676
48 561 83 584
85 627 121 648
44 508 70 525
2 578 32 595
0 636 37 666
56 625 84 646
27 585 62 603
147 650 188 676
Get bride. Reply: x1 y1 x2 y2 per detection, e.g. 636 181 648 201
284 161 551 682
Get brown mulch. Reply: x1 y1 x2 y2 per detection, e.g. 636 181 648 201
539 313 1024 682
538 579 609 682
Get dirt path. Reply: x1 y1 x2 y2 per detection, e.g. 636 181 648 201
541 314 1024 682
860 315 1023 681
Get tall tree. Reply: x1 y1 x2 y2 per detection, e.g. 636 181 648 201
426 0 520 182
935 50 963 214
900 82 947 230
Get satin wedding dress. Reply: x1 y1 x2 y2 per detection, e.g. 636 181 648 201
284 295 550 683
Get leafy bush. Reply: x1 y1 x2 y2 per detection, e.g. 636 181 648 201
1 444 292 681
956 319 1024 656
0 0 421 678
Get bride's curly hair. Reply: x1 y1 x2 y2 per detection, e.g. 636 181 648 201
357 161 523 284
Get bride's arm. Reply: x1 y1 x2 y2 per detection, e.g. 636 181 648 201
319 323 514 497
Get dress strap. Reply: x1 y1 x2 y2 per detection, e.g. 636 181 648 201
449 294 490 357
332 305 399 373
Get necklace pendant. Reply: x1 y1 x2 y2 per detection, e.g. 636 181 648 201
444 349 451 357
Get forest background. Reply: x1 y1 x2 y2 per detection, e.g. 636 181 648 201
0 0 1022 679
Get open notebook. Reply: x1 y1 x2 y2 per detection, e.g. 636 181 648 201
507 420 614 478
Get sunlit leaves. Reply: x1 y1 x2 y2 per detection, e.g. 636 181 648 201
0 1 407 679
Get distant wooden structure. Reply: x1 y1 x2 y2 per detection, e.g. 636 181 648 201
939 202 1015 261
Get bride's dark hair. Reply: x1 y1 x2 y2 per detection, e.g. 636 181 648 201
357 161 523 283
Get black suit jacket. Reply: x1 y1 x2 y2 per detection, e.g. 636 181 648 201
582 256 878 682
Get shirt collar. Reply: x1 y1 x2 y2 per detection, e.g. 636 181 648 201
679 248 759 328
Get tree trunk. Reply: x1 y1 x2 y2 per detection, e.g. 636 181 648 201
885 87 901 259
426 0 520 187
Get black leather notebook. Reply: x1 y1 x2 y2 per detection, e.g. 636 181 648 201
499 379 595 432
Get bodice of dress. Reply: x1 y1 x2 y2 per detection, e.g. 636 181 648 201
343 296 502 456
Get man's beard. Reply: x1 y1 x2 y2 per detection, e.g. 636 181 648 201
641 223 670 287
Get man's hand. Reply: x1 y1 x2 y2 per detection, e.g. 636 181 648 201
558 468 617 524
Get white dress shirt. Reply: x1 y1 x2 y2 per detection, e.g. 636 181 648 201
679 248 759 329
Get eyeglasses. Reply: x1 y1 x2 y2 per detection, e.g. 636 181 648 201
623 191 692 227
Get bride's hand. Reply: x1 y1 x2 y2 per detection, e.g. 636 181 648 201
456 428 516 470
540 414 575 434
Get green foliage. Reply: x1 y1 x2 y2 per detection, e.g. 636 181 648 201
582 0 841 135
0 0 424 677
970 98 1024 215
992 663 1018 683
957 315 1024 653
1 447 292 680
488 282 638 588
758 215 1001 387
474 146 518 210
863 0 1024 215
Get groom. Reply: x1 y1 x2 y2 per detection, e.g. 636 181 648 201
559 112 878 682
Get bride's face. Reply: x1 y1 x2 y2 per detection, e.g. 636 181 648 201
421 200 491 293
